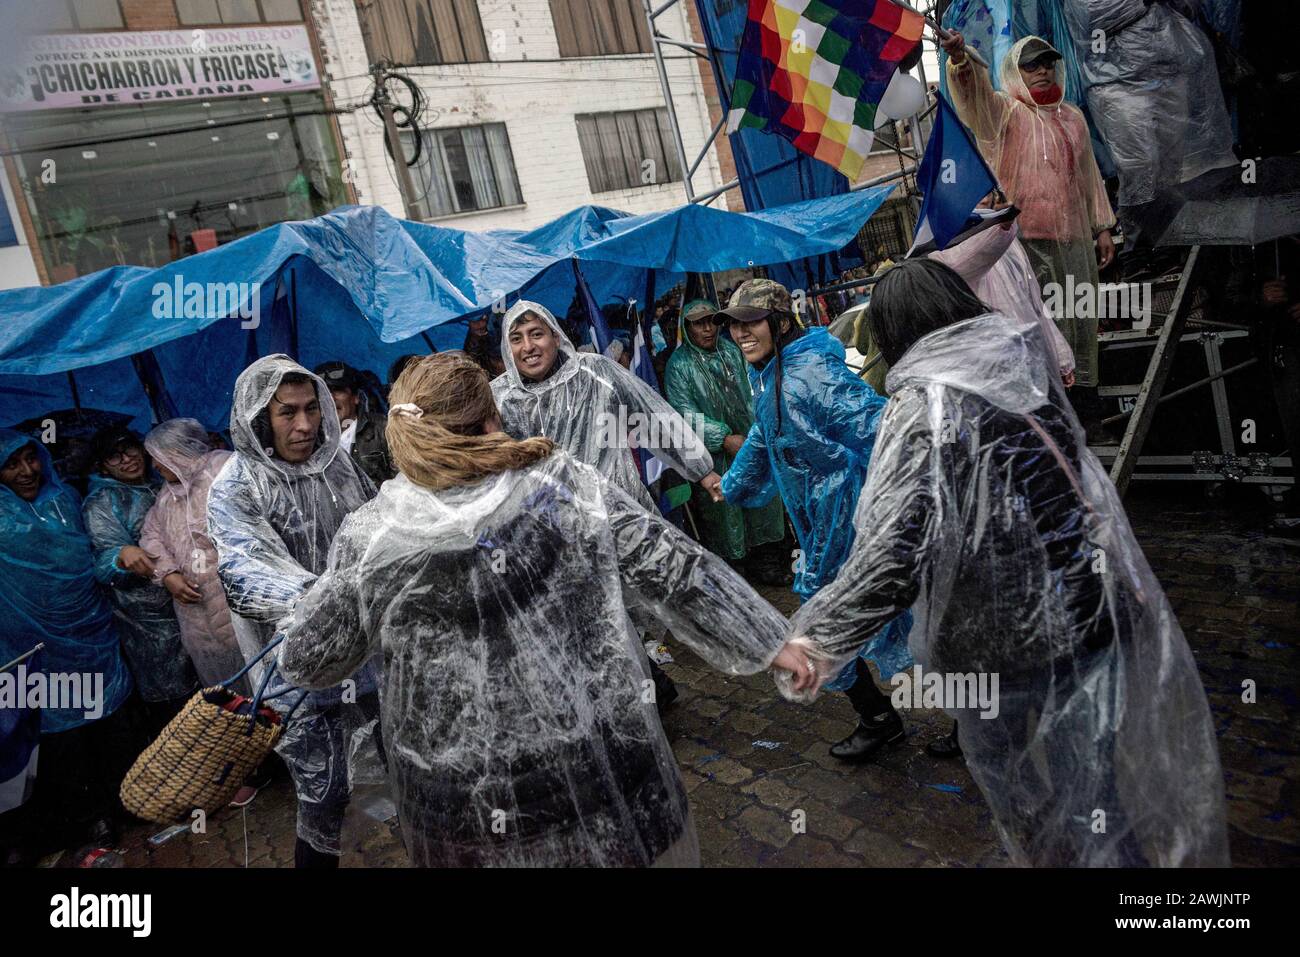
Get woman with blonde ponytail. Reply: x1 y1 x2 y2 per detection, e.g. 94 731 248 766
277 352 813 867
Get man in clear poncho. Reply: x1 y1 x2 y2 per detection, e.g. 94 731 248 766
1059 0 1236 232
492 299 723 706
490 300 720 515
277 353 812 867
82 426 198 733
207 355 381 868
0 429 135 856
790 259 1228 866
663 299 787 577
943 31 1116 436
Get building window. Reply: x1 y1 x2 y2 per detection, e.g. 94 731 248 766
359 0 489 66
175 0 303 25
8 93 347 279
44 1 126 30
550 1 650 57
401 123 523 219
575 108 681 194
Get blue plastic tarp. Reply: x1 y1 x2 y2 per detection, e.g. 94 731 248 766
1 188 895 432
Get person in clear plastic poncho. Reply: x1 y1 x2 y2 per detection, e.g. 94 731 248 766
277 353 812 867
82 426 197 730
139 418 247 695
663 299 786 577
207 355 382 867
790 259 1228 866
943 31 1116 407
1059 0 1236 228
490 300 719 515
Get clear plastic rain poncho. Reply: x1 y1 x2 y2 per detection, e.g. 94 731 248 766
207 355 380 855
663 313 785 561
83 472 197 702
1060 0 1237 214
790 314 1228 866
139 419 245 693
720 327 912 691
277 451 789 866
491 301 715 513
0 429 133 733
947 35 1117 386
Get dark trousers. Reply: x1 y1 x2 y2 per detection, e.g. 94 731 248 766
5 703 142 857
843 658 894 722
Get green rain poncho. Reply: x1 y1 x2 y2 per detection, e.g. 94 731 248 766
663 301 785 561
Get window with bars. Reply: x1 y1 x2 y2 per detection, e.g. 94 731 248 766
575 108 681 194
175 0 302 24
44 1 126 30
401 123 523 219
358 0 489 66
550 1 650 57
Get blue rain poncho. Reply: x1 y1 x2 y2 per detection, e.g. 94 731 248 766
720 328 912 688
206 355 380 855
790 314 1228 866
277 450 789 867
0 429 132 734
83 474 196 702
491 301 715 513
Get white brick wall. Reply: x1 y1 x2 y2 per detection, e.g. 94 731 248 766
310 0 724 230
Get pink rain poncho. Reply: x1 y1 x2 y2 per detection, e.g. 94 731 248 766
947 35 1116 386
929 219 1075 379
139 419 246 694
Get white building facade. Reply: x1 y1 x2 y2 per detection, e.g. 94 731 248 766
311 0 725 230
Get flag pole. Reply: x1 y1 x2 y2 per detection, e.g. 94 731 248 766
886 0 991 70
1 643 44 674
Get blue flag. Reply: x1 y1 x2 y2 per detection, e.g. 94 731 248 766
571 258 611 355
910 94 999 253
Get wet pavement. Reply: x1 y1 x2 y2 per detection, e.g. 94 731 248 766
100 487 1298 868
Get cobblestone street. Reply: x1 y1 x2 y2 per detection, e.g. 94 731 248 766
104 487 1298 868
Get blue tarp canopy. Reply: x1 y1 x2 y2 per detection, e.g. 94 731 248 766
0 186 895 435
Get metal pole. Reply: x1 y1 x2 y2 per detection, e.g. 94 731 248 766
887 0 990 70
1102 358 1259 427
644 0 697 202
850 164 917 191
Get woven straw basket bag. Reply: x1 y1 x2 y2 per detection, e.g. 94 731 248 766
120 637 305 824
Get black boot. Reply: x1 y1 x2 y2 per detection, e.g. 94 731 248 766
294 837 340 869
924 721 963 759
648 658 678 713
830 661 905 763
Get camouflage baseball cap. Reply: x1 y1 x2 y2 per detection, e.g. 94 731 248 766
721 278 792 323
680 298 719 323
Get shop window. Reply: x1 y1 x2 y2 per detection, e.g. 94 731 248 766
400 122 523 219
359 1 489 66
8 93 347 280
45 1 126 30
175 0 303 25
550 1 650 57
575 108 681 194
